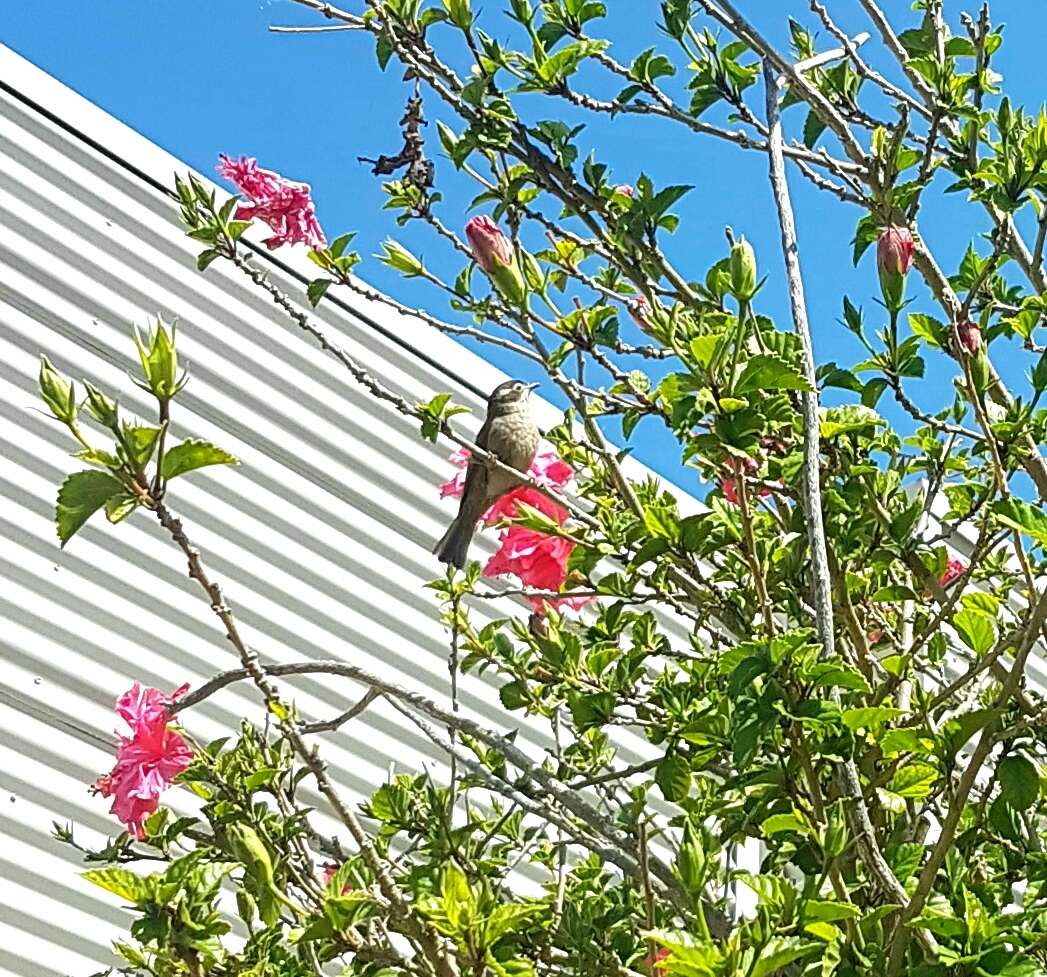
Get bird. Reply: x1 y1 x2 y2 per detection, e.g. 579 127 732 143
433 379 541 569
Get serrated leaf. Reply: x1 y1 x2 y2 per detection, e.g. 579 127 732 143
122 424 162 468
498 680 528 711
892 761 937 799
568 691 615 731
804 921 839 942
993 498 1047 547
161 439 238 480
804 900 861 923
105 493 140 524
802 111 826 148
953 608 996 656
82 867 150 903
196 248 221 271
841 706 902 732
734 354 810 395
750 938 821 977
820 404 884 439
909 313 948 348
56 471 125 546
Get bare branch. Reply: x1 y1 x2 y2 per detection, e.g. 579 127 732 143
763 61 937 952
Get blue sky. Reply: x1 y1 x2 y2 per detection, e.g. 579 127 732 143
3 1 1042 490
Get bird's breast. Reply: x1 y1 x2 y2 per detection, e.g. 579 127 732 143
485 414 540 493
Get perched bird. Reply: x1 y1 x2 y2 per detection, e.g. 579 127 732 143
433 379 541 569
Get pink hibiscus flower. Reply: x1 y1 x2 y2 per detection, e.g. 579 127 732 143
484 526 574 594
440 441 591 614
439 441 572 503
216 154 326 250
322 863 353 893
939 558 967 588
720 456 767 507
643 947 671 977
93 683 192 839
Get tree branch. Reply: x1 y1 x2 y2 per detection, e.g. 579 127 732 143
763 61 937 953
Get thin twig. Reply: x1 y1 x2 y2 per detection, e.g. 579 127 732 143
763 61 936 951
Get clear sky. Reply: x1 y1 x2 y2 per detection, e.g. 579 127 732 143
3 1 1042 492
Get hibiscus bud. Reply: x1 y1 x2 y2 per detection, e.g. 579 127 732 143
969 348 991 395
465 215 526 306
728 237 757 303
614 184 634 198
628 294 653 333
956 319 981 356
38 355 77 425
83 381 119 430
225 823 276 888
133 317 181 400
876 225 913 313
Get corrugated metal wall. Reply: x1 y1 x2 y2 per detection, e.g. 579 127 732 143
0 45 697 977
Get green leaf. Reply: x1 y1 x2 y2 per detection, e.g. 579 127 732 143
802 111 826 148
953 608 996 656
82 867 150 903
750 938 821 977
568 691 615 731
307 279 332 307
75 447 120 470
762 812 810 836
851 214 879 266
498 680 528 711
881 728 932 757
892 761 938 799
841 707 902 732
483 903 540 944
56 471 125 546
993 498 1047 547
999 755 1039 811
161 439 238 480
688 335 721 368
820 405 884 439
643 506 679 542
121 423 162 468
105 493 140 524
909 313 949 349
734 354 810 395
324 890 378 930
804 900 860 923
655 753 691 802
804 921 839 942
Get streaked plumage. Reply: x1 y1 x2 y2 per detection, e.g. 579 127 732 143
433 380 540 569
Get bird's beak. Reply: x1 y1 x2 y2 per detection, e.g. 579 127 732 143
526 382 540 392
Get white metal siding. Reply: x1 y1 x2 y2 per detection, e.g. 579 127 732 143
0 45 692 977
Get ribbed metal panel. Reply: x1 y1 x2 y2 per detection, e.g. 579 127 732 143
0 45 695 977
5 42 1031 977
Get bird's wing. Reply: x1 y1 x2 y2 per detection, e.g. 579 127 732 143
457 416 492 512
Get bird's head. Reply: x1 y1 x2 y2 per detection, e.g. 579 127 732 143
487 379 539 412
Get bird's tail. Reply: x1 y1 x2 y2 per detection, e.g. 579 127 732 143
432 513 476 570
